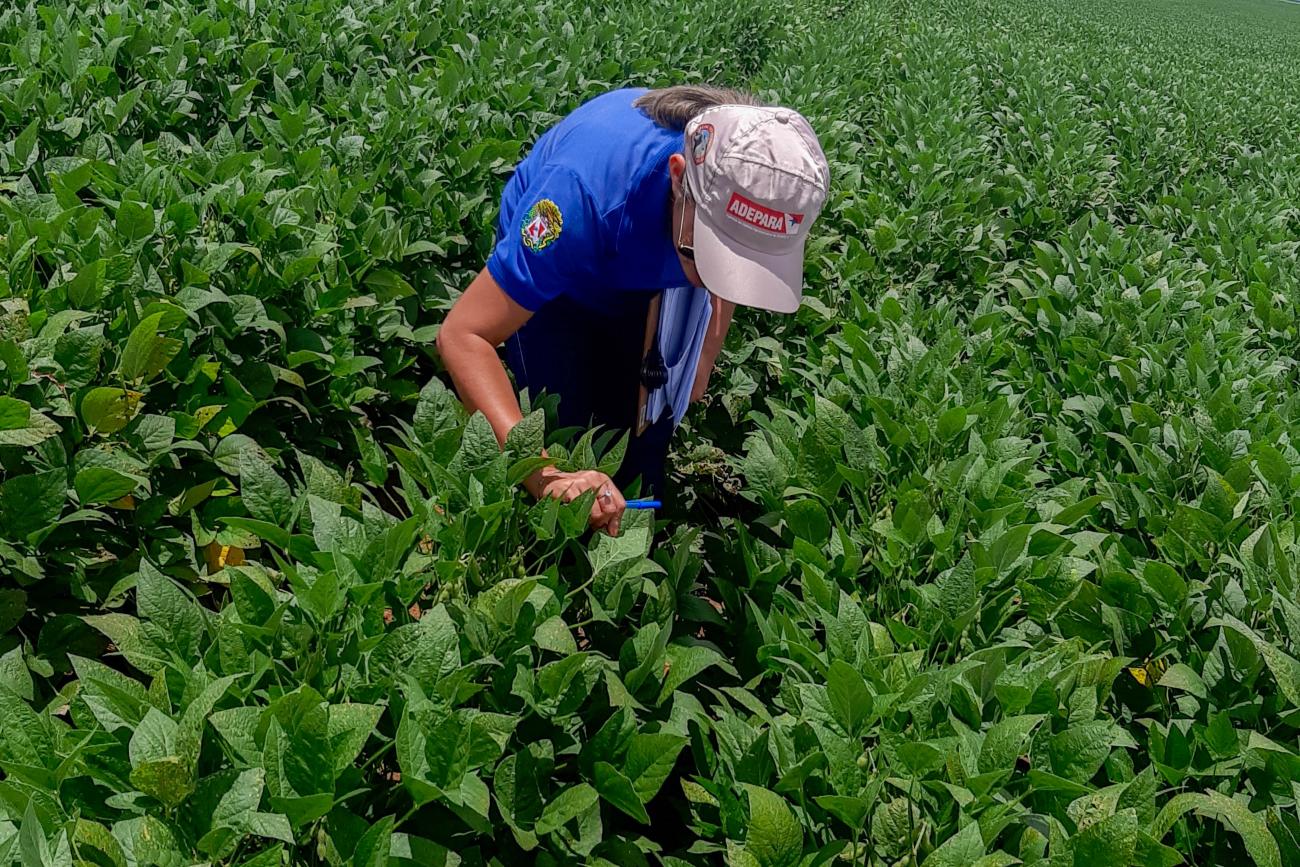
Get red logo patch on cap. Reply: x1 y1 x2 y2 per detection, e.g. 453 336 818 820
691 124 714 165
725 192 804 235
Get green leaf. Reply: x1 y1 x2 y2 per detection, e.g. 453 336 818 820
240 450 293 525
19 801 51 867
1213 614 1300 707
535 784 599 836
786 499 831 544
814 795 869 830
215 434 266 476
0 396 30 429
0 648 31 701
1071 808 1138 867
116 199 156 243
214 774 265 831
74 467 137 505
0 588 27 635
0 339 28 385
364 268 415 301
936 555 976 619
351 815 394 867
922 820 984 867
211 707 263 766
1 470 65 537
221 517 292 550
827 660 872 737
937 406 968 440
13 119 39 169
622 733 686 803
1142 561 1187 613
81 387 143 434
1048 720 1117 783
1156 663 1207 699
119 312 181 383
594 761 650 823
353 425 388 485
66 260 105 309
113 817 182 865
137 562 204 663
740 784 803 867
505 409 545 458
0 407 55 446
230 569 276 626
69 655 151 732
129 707 178 765
1253 442 1291 492
248 813 293 845
460 411 501 472
1153 792 1279 867
328 704 384 775
0 687 55 770
268 688 333 798
656 641 735 704
83 613 167 674
534 616 578 655
979 715 1045 773
199 769 265 857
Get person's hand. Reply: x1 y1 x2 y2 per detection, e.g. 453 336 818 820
527 468 626 536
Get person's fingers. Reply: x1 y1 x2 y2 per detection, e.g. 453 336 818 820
534 471 625 535
593 475 620 516
596 486 624 536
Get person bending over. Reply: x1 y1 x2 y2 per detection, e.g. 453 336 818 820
437 84 829 536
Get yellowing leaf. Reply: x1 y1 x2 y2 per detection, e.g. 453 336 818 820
205 543 245 572
81 387 144 434
194 405 224 428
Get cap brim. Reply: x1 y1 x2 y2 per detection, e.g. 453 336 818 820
692 209 804 314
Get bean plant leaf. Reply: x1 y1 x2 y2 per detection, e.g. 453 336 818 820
240 450 293 526
740 784 803 867
81 387 143 434
119 312 181 383
594 761 650 824
535 784 599 836
74 467 137 504
1153 792 1280 867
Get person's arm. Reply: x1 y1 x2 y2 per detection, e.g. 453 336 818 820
690 295 735 403
436 267 627 534
436 267 533 447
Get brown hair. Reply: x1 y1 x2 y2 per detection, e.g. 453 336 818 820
633 84 761 130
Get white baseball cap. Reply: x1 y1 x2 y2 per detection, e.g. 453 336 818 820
683 104 829 313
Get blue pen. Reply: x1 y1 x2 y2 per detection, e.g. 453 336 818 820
625 498 662 510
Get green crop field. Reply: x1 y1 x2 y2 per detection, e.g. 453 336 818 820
3 0 1300 863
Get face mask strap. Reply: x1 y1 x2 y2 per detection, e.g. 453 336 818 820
676 170 695 261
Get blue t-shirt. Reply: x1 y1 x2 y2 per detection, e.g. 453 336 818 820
487 88 689 317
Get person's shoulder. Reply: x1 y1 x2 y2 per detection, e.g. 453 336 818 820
563 87 655 127
552 89 677 169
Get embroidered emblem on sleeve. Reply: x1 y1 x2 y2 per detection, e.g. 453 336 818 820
521 198 563 251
